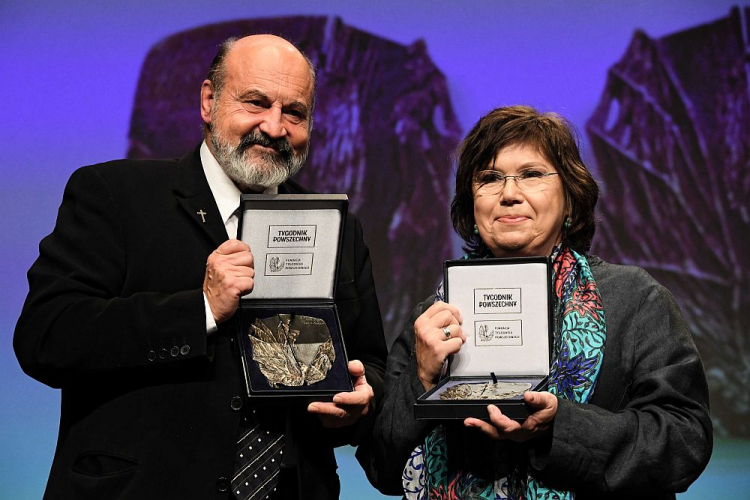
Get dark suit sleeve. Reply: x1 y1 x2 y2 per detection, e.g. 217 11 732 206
322 214 387 448
358 298 434 495
529 276 712 494
348 215 387 404
14 166 209 388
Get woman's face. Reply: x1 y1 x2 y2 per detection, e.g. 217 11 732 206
473 143 566 258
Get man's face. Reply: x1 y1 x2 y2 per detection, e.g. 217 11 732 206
201 37 314 191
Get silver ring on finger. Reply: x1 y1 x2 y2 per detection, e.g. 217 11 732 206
442 326 451 339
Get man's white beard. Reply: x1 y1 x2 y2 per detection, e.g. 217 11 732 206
210 126 307 192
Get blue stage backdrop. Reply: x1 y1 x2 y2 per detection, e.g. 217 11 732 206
2 2 748 499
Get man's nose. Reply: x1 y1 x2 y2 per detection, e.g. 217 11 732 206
259 106 286 138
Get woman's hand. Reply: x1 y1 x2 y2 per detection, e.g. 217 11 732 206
464 391 558 442
414 302 465 391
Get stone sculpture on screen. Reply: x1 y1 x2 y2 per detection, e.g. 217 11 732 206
587 6 750 436
126 9 749 437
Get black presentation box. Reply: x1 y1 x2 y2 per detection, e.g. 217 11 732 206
414 257 553 421
236 194 352 402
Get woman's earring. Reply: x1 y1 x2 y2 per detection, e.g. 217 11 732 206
563 217 571 229
473 224 479 234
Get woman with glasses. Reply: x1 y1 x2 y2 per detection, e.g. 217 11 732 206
363 106 711 499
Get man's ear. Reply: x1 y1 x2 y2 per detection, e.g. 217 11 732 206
200 80 215 126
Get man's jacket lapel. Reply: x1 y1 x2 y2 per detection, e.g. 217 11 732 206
174 148 228 247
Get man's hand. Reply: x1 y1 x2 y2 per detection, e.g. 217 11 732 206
464 391 558 442
203 239 254 324
307 360 374 428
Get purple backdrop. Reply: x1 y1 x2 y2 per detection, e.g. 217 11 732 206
2 1 748 498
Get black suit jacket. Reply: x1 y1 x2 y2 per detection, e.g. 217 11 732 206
14 148 387 499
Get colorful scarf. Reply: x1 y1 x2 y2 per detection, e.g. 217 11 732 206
402 247 606 500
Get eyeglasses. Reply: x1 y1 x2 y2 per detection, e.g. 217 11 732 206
473 169 559 195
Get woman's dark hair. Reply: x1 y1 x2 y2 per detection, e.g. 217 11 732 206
451 105 599 255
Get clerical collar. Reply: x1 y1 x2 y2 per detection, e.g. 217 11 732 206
200 141 278 227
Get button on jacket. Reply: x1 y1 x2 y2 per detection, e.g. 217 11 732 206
14 147 387 499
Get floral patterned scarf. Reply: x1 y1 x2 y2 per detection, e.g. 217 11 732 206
402 247 606 500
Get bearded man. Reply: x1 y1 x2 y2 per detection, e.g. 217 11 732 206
14 35 387 500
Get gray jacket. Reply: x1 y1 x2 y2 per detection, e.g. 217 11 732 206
360 256 712 499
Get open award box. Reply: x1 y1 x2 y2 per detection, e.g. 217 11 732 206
414 256 552 421
236 194 352 401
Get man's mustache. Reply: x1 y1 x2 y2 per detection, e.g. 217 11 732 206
237 131 293 156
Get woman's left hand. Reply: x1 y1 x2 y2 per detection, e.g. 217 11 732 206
464 391 558 442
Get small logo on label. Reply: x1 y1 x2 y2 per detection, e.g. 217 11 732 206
477 324 492 342
269 256 284 272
